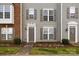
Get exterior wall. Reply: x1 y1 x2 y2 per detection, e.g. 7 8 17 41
22 3 61 42
13 3 20 38
62 3 79 42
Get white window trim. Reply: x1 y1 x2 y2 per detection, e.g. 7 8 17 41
43 27 54 40
0 4 14 24
43 8 54 21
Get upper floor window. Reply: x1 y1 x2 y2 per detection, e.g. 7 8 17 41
26 8 37 20
67 6 78 19
0 4 14 23
41 9 56 21
0 4 11 19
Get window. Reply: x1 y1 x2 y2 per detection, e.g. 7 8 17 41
0 4 13 23
1 27 13 40
5 5 10 18
43 27 55 40
67 7 78 19
26 8 37 20
0 5 3 18
42 9 56 21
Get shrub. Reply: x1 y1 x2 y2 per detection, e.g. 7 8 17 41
62 39 69 45
13 38 21 45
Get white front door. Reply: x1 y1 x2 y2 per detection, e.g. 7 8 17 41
27 23 36 43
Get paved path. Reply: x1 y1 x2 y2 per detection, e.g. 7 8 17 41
15 44 33 56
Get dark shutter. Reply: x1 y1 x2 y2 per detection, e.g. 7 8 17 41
75 8 78 19
67 8 69 19
40 28 43 40
40 9 43 21
34 9 37 20
54 10 56 21
26 9 29 20
54 28 56 40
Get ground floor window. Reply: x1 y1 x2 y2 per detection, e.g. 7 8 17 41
41 27 55 40
1 27 13 40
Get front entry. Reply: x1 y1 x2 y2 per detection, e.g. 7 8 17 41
68 24 77 43
29 27 34 42
70 26 75 42
27 23 36 43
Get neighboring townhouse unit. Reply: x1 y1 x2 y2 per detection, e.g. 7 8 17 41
62 3 79 43
0 3 20 42
22 3 61 43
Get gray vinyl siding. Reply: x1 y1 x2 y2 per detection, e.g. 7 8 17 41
22 3 61 42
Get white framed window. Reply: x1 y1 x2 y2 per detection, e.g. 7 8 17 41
67 6 78 19
43 9 55 21
26 8 37 20
70 7 76 18
43 27 54 40
1 27 13 40
29 8 34 19
0 4 14 23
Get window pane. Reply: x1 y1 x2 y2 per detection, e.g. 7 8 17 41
5 5 10 18
49 34 53 39
49 28 54 34
1 28 6 40
29 8 34 19
7 28 13 34
0 5 3 18
43 10 48 21
1 28 6 34
70 7 75 13
43 34 48 39
43 28 48 34
8 34 13 40
29 8 34 15
49 10 53 21
2 34 6 40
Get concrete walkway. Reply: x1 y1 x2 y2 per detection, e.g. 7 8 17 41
15 44 33 56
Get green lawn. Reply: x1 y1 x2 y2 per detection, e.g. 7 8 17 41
30 47 79 55
0 47 20 55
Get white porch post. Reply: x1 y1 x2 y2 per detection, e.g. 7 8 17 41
6 25 8 40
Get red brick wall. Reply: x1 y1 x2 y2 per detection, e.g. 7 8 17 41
13 3 20 38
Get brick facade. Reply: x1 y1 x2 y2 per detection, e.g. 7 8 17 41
13 3 20 38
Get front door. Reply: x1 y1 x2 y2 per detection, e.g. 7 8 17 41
70 26 75 42
29 27 34 42
27 23 36 43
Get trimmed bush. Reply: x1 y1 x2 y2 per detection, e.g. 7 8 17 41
62 39 69 45
13 38 21 45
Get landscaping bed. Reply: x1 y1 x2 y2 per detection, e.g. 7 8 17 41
0 47 21 55
30 47 79 55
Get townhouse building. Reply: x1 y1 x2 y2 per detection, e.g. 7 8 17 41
22 3 61 43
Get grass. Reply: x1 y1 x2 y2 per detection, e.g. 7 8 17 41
0 47 20 55
30 47 79 55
